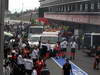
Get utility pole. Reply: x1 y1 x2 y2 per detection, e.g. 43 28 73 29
0 0 5 75
21 0 24 37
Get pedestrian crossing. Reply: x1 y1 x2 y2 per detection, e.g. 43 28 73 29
52 58 88 75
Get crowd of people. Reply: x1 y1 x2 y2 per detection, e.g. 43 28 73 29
4 37 51 75
3 36 78 75
4 35 100 75
53 38 77 60
4 34 80 75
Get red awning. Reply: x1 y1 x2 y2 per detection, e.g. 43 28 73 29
36 18 48 24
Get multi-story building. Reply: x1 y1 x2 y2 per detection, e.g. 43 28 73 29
39 0 100 36
5 0 9 10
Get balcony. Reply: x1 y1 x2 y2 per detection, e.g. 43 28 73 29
45 12 100 15
44 12 100 25
40 0 89 8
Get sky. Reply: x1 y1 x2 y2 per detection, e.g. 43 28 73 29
9 0 40 13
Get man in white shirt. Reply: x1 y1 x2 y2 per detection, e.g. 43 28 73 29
17 55 24 65
31 46 39 63
17 55 25 75
70 41 77 60
60 38 68 58
24 56 33 75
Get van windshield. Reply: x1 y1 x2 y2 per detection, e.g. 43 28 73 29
30 37 40 42
41 36 58 44
30 28 43 34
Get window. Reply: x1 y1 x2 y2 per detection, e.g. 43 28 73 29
41 36 58 44
49 8 51 12
91 3 94 10
52 7 54 12
64 5 66 12
67 5 70 11
97 2 100 9
80 4 83 11
55 7 58 12
72 4 75 11
29 37 40 42
61 5 64 12
51 7 54 12
58 7 61 12
70 5 73 11
85 3 88 11
57 7 59 12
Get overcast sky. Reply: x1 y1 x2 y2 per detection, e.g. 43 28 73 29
9 0 40 13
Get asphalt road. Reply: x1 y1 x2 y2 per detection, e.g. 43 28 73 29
72 50 100 75
46 58 62 75
46 49 100 75
3 48 100 75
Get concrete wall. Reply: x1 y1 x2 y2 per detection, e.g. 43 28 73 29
44 13 100 25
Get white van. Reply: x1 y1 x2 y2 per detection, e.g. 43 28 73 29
29 26 43 34
28 34 41 46
41 31 60 48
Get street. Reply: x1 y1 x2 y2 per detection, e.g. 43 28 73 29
46 49 100 75
1 0 100 75
46 58 62 75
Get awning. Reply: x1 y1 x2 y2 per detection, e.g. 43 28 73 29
36 18 48 24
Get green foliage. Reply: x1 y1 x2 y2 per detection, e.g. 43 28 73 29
31 18 36 24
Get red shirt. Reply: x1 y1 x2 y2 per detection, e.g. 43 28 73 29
36 60 44 75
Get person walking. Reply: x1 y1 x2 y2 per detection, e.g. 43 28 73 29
9 50 18 75
31 46 39 64
41 64 50 75
17 54 25 75
60 38 68 58
70 40 77 60
62 59 72 75
35 58 45 75
40 44 48 59
93 46 100 70
23 56 33 75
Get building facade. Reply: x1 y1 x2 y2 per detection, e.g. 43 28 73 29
5 0 9 10
39 0 100 35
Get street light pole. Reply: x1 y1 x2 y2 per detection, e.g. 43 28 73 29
0 0 5 75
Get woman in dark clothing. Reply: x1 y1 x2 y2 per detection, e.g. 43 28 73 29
93 46 100 70
62 59 72 75
41 64 50 75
